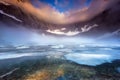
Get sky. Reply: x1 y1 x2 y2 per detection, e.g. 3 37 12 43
30 0 118 24
2 0 118 24
37 0 92 12
0 0 120 45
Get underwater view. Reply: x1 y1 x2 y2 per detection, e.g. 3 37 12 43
0 44 120 80
0 0 120 80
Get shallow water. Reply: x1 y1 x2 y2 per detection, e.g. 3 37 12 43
65 46 120 66
0 45 120 66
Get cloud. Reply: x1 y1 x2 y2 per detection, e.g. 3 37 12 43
1 0 119 24
97 29 120 40
81 24 98 32
46 24 98 36
0 10 22 22
65 0 119 23
46 29 80 36
0 0 10 5
54 0 58 5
